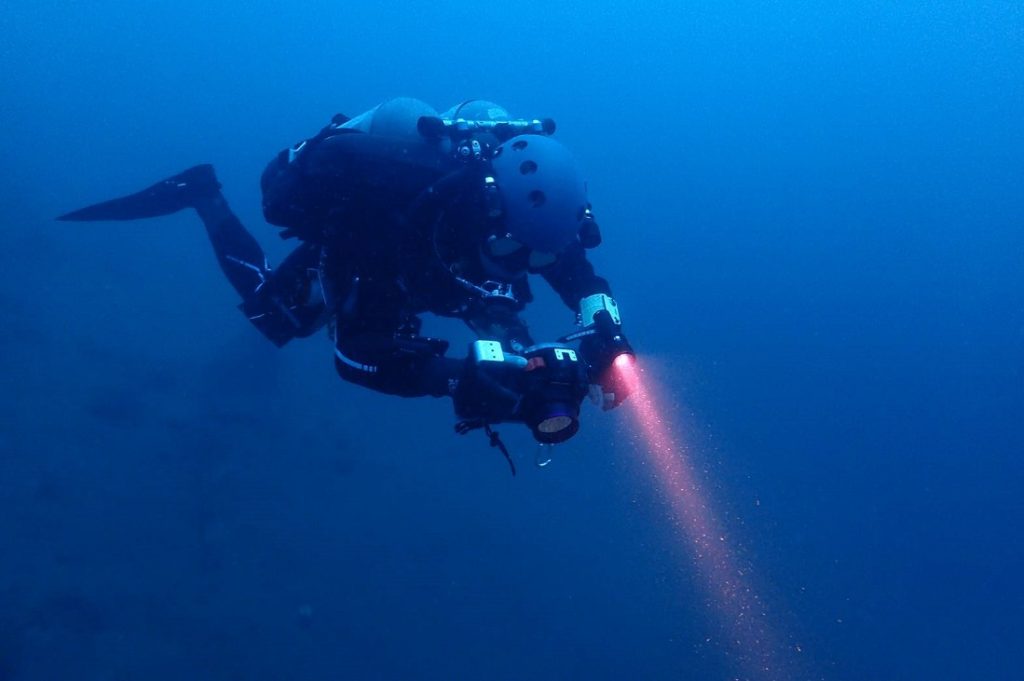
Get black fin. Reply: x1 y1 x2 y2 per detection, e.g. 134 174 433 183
57 164 220 221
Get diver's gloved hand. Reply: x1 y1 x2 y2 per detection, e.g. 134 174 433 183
580 329 635 410
452 342 524 423
578 294 635 411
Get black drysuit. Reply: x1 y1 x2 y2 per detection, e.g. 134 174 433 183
197 119 613 400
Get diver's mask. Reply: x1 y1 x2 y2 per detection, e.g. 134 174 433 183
482 233 558 273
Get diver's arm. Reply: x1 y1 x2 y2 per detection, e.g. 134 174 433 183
541 243 613 312
543 244 634 410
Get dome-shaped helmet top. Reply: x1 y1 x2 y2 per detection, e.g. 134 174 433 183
440 99 511 122
488 134 588 258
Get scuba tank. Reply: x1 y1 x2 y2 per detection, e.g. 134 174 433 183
262 97 457 242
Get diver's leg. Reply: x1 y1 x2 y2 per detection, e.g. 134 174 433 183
192 191 270 301
240 241 327 347
332 284 460 398
59 164 271 301
334 327 461 398
58 165 324 345
334 322 462 398
58 164 220 222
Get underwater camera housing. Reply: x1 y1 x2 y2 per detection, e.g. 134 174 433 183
460 340 588 444
518 344 588 444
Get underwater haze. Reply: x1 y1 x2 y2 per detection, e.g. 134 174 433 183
1 1 1022 679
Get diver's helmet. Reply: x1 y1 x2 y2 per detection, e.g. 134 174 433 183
480 134 589 274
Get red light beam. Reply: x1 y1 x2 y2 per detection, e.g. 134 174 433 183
614 357 801 680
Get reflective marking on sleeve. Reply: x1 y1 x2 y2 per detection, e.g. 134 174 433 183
334 348 378 373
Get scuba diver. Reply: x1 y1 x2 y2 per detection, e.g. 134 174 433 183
59 98 635 470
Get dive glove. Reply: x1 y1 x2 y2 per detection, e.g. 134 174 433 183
578 294 635 410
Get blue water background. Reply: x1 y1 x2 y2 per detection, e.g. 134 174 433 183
1 2 1021 679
